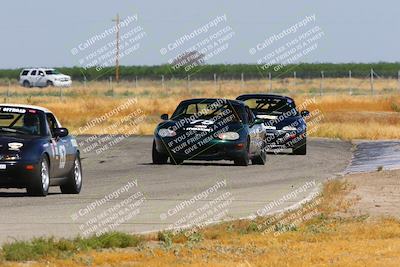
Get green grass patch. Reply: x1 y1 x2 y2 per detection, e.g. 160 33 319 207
1 232 142 261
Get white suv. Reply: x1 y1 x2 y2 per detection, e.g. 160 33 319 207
19 68 72 88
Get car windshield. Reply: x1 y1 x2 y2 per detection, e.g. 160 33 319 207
0 107 45 136
45 70 60 75
171 100 242 122
242 97 298 116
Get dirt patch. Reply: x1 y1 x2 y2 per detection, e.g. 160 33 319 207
344 169 400 218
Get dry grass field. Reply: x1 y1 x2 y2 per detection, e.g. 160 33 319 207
0 78 399 140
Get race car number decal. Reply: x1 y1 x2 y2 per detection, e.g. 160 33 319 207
189 119 214 125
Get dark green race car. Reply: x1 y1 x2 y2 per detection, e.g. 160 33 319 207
152 98 267 166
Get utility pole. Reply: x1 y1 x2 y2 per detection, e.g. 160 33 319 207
112 13 120 83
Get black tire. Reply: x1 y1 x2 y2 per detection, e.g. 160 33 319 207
22 80 30 88
46 80 54 87
152 140 168 164
293 138 307 155
26 156 50 196
252 149 266 165
60 156 83 194
234 141 249 166
170 157 184 165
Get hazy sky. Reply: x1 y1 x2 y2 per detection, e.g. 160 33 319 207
0 0 398 68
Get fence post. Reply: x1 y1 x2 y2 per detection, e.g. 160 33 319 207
161 75 165 89
398 71 400 94
241 73 244 87
83 76 87 88
59 87 63 100
320 71 324 96
7 79 10 103
109 76 114 97
214 73 217 89
268 72 272 92
187 75 190 90
349 70 352 95
293 71 296 86
370 68 374 95
135 76 138 88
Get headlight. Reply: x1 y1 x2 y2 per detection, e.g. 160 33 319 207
8 142 23 151
218 132 240 140
282 126 297 131
2 154 20 160
158 128 176 137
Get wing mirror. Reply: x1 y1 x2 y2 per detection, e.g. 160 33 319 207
253 118 264 124
160 114 169 120
300 110 310 117
53 127 69 138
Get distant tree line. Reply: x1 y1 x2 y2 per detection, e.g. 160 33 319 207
1 63 400 81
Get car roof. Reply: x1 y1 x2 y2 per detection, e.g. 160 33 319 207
236 93 294 101
179 98 245 106
0 104 52 113
22 68 55 71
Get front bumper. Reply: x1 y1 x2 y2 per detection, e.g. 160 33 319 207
154 137 247 161
0 161 40 188
265 130 306 149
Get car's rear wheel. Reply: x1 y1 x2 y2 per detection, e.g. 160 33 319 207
293 137 307 155
26 156 50 196
252 148 266 165
22 80 30 88
46 80 53 87
152 140 168 164
234 142 249 166
170 157 184 165
60 156 82 194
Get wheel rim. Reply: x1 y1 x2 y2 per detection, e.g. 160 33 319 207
41 161 49 191
74 159 82 187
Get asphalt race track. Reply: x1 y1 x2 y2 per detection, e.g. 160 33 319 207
0 136 352 243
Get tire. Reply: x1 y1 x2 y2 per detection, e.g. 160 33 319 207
22 80 30 88
152 140 168 164
60 156 83 194
234 141 249 166
170 157 184 165
293 137 307 155
252 148 266 165
26 156 50 196
46 80 54 87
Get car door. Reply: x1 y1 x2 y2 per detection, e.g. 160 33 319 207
29 70 39 86
37 70 46 87
46 113 73 177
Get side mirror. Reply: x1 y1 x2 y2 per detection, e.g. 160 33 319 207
160 114 169 120
254 118 264 124
300 110 310 117
53 127 69 138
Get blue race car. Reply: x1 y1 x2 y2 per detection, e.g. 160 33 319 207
236 94 309 155
0 104 82 196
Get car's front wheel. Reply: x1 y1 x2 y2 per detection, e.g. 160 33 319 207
60 156 83 194
46 80 54 87
152 140 168 164
27 156 50 196
293 137 307 155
